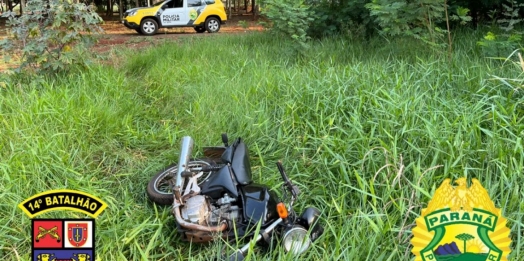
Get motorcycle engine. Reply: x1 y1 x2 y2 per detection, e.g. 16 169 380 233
181 193 240 226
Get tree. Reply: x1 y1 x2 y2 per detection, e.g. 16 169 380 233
0 0 104 74
365 0 446 45
455 233 475 253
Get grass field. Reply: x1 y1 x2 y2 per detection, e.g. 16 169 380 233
0 30 523 260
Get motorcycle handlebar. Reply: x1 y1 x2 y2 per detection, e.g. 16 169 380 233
276 161 300 198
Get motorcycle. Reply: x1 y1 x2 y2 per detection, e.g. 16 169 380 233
146 133 324 260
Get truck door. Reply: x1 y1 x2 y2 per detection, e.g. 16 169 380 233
186 0 206 25
158 0 188 26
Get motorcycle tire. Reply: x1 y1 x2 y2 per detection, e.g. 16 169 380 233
146 158 216 205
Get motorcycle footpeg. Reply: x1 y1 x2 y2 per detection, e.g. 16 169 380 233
201 165 221 172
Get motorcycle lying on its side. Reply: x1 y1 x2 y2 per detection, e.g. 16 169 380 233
146 133 324 260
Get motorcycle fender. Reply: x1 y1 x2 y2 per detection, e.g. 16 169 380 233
297 207 324 242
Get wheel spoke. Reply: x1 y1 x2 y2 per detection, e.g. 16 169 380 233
153 161 212 195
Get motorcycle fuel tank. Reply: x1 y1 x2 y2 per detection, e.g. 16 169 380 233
200 165 238 199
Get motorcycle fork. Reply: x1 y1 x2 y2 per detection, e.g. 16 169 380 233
229 218 284 260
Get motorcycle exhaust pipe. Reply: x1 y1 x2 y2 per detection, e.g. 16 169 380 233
173 136 228 233
173 206 228 232
175 136 194 191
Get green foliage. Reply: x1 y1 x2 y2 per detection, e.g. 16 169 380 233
477 0 524 57
0 0 104 74
450 6 472 25
365 0 473 57
305 0 375 38
237 20 249 29
498 0 524 32
477 31 522 57
259 0 314 53
365 0 446 44
1 32 524 260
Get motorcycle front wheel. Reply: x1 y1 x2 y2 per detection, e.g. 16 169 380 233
146 159 215 205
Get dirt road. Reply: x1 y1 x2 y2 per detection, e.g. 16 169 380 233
0 16 264 71
93 18 264 52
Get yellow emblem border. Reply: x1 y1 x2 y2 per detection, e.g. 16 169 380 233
18 189 108 218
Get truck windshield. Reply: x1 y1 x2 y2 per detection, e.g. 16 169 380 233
153 0 167 6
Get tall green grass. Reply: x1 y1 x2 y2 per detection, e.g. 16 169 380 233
0 31 523 260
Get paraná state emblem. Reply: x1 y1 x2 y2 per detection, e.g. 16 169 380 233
411 177 512 261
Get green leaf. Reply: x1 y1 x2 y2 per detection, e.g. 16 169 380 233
1 0 103 75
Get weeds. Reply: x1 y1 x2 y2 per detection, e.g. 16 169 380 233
0 32 523 260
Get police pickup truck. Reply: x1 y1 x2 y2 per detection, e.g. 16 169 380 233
122 0 227 35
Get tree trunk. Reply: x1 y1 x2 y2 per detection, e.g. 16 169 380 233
106 0 111 17
20 0 24 15
252 0 255 18
228 0 231 18
470 2 478 28
135 0 138 8
119 0 123 20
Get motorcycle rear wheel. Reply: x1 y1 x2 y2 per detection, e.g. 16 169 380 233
146 159 215 205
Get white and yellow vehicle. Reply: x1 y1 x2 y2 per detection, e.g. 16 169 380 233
122 0 227 35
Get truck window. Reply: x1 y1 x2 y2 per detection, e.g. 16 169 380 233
173 0 183 7
165 0 182 8
187 0 202 6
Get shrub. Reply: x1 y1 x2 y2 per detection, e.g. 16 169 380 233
305 0 375 39
0 0 104 74
365 0 446 45
476 0 524 57
259 0 314 53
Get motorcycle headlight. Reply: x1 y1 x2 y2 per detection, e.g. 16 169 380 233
282 226 311 255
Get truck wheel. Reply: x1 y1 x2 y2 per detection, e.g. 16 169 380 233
205 17 220 33
140 18 158 36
